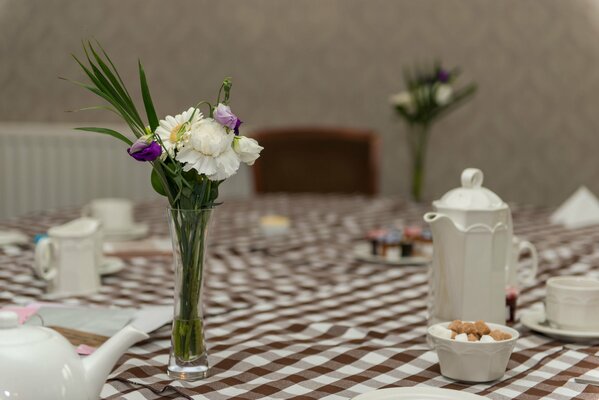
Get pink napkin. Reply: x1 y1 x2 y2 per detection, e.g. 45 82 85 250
2 304 40 323
76 344 96 355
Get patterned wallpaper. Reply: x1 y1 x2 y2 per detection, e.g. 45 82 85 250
2 0 599 206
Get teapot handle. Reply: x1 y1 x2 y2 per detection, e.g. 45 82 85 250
34 237 57 281
461 168 483 188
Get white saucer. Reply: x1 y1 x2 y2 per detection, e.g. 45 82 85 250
352 387 488 400
520 309 599 343
0 230 28 246
103 223 149 242
353 242 432 266
99 257 125 275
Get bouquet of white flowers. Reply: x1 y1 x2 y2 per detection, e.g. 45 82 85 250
69 41 263 380
390 63 476 202
70 42 262 210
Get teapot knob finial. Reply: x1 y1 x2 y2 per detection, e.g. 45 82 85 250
461 168 483 188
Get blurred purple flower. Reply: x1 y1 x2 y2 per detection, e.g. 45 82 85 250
214 103 243 134
437 69 450 83
233 118 242 134
127 138 162 161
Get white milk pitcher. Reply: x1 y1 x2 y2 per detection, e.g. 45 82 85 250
34 217 102 296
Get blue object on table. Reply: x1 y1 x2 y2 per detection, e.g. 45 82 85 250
33 234 48 244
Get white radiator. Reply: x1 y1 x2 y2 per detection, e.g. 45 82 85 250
0 122 251 219
0 122 158 219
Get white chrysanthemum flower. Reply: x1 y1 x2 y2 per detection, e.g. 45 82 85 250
435 84 453 106
233 136 263 166
389 91 413 107
390 91 416 113
176 118 241 181
155 107 202 159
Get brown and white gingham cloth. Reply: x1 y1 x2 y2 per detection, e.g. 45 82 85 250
1 195 599 400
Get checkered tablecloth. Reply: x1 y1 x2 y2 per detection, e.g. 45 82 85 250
1 195 599 400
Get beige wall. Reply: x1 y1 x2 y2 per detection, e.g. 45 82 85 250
2 0 599 206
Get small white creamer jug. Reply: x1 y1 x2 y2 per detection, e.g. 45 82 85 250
34 217 102 296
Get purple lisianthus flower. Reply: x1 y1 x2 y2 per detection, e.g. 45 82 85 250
437 68 450 83
214 103 243 135
127 138 162 161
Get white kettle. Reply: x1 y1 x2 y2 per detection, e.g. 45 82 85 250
424 168 513 324
0 311 149 399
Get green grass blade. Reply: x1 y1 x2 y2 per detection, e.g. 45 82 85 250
67 105 119 114
81 84 145 136
95 40 133 98
87 42 144 126
138 61 159 132
82 46 144 128
75 127 133 145
88 46 134 109
69 58 145 137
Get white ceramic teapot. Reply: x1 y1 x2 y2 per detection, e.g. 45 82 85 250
0 311 149 400
424 168 514 324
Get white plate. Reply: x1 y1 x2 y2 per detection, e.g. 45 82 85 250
520 309 599 343
353 242 432 266
0 230 28 246
103 223 149 242
99 257 125 275
352 387 489 400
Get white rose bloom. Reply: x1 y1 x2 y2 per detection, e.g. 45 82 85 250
176 118 241 181
155 107 202 159
233 136 263 165
389 91 413 108
435 84 453 106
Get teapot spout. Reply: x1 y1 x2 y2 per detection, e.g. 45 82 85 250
83 324 149 399
424 212 455 231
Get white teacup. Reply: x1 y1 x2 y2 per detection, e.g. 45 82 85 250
83 198 134 233
545 276 599 331
34 218 102 296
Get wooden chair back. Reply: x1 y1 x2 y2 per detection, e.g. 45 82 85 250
251 127 380 195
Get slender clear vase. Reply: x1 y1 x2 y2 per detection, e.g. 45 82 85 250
408 123 430 203
167 208 213 381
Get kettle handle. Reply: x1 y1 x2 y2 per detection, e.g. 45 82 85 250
461 168 483 188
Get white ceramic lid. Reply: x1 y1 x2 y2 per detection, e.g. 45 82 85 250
0 311 53 345
434 168 506 210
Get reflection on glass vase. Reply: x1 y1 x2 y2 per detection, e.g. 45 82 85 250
167 208 212 381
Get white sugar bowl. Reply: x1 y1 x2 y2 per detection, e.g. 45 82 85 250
428 321 519 382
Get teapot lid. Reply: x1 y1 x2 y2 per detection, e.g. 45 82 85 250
0 311 54 345
434 168 506 210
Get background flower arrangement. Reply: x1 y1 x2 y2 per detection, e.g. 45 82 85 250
69 41 262 379
390 63 476 202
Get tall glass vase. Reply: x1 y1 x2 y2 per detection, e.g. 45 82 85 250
408 123 431 203
167 208 213 381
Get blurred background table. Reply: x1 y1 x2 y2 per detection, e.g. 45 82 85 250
1 195 598 399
